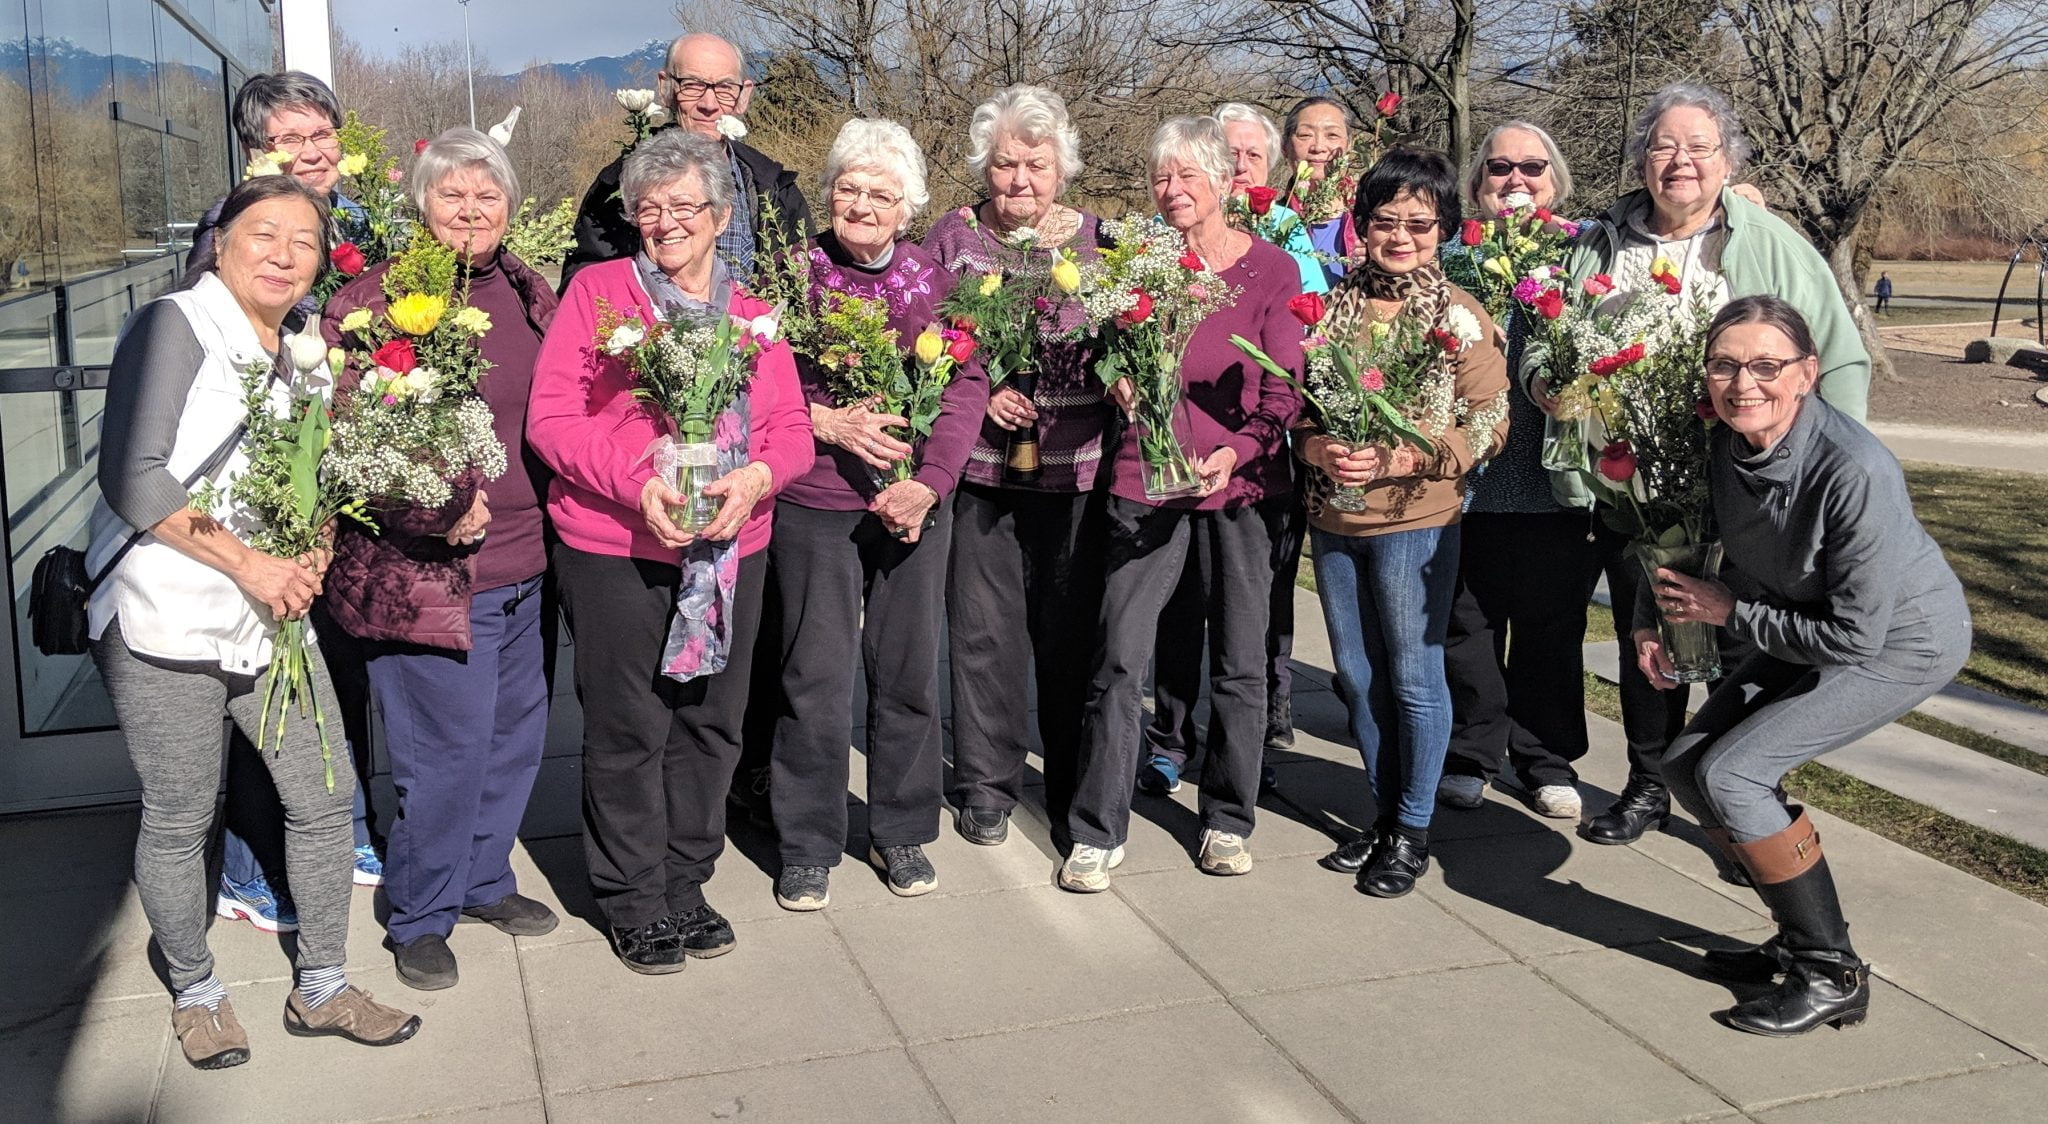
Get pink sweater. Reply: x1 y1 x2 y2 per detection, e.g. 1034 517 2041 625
528 257 813 562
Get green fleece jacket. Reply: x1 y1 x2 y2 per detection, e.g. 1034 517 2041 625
1527 187 1871 510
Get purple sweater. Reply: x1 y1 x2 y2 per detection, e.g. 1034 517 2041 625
1107 237 1305 510
920 206 1112 493
780 233 991 511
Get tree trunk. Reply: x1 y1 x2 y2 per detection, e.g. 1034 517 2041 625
1823 229 1898 383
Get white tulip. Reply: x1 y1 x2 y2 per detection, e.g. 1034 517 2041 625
488 106 521 146
286 331 328 373
615 89 657 113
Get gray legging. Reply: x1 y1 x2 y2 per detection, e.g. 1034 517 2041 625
1661 649 1963 842
93 618 355 992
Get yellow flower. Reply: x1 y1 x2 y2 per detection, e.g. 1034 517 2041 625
1650 255 1678 278
1370 319 1391 341
336 152 368 177
1481 256 1516 280
386 293 447 336
326 347 346 373
452 306 493 336
1050 258 1081 294
914 326 946 366
244 152 288 178
979 272 1003 297
1510 235 1539 254
338 308 374 334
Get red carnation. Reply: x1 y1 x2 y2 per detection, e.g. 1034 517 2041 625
1696 398 1719 422
1460 219 1484 246
951 314 977 333
1359 366 1386 392
1597 440 1638 483
947 335 977 364
1430 327 1463 354
330 241 365 275
1654 268 1682 295
1375 91 1402 118
1533 288 1565 320
1179 252 1204 272
1533 207 1554 223
414 138 430 155
370 337 417 375
1118 289 1154 326
1247 185 1278 215
1589 342 1646 378
1288 291 1327 327
1582 273 1615 297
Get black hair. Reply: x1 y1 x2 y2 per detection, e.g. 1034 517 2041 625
180 175 334 290
1352 145 1462 236
1706 295 1819 359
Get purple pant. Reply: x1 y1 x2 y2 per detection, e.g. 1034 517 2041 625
368 574 549 944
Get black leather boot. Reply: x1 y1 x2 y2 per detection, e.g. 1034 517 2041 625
1701 935 1788 984
1720 812 1870 1036
1583 774 1669 845
1358 827 1429 898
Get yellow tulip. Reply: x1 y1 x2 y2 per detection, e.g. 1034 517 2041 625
914 326 946 366
1051 258 1081 294
326 347 346 373
979 273 1003 297
386 293 447 336
1482 256 1516 280
336 152 368 177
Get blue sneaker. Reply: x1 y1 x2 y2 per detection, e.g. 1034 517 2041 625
1137 754 1182 795
351 844 385 887
215 873 299 934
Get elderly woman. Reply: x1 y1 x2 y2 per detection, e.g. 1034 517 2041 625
1138 101 1326 799
529 129 810 973
86 176 420 1069
1435 122 1597 821
1539 82 1873 848
769 119 987 909
320 128 561 991
194 71 367 270
1638 297 1968 1035
921 86 1110 849
1306 147 1509 899
1283 96 1358 285
1060 116 1303 892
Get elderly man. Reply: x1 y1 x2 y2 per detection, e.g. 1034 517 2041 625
559 32 809 288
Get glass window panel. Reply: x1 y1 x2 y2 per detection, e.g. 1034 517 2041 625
65 286 130 367
1 0 43 293
0 296 59 369
38 0 125 282
162 19 227 240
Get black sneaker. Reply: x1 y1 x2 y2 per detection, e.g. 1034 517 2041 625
671 904 736 958
775 865 831 912
869 844 938 897
956 805 1009 846
609 917 686 975
393 932 458 991
461 892 559 937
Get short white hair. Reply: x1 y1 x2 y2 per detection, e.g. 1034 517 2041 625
965 85 1083 192
412 127 520 212
821 118 930 227
1149 116 1233 196
1214 103 1282 172
1463 121 1575 210
620 128 733 216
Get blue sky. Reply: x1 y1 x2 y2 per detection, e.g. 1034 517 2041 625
337 0 681 67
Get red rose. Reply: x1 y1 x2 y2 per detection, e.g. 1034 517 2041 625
1696 398 1719 422
1118 289 1154 326
947 335 977 364
1583 273 1615 297
1533 288 1565 321
370 337 417 375
1359 366 1386 392
1430 327 1462 353
1247 185 1278 215
1287 291 1327 327
1179 252 1204 272
1375 91 1402 118
414 138 430 155
1597 440 1637 482
330 241 365 275
1460 219 1484 246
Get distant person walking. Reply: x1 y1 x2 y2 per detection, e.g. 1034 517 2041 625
1874 271 1893 314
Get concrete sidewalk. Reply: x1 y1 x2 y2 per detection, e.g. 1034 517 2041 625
5 592 2048 1122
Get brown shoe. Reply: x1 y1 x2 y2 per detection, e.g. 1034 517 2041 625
284 985 421 1047
172 999 250 1070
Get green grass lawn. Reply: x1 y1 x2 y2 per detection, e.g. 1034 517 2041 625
1902 465 2048 710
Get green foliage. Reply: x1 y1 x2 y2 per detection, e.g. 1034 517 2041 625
333 110 414 265
382 235 459 304
503 196 577 268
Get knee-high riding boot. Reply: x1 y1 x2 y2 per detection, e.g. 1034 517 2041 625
1721 809 1870 1036
1698 827 1786 983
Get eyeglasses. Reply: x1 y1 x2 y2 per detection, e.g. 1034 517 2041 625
1484 158 1550 178
264 128 340 153
665 75 748 107
1704 355 1806 382
1647 142 1723 164
634 198 715 224
1366 215 1442 237
831 184 905 210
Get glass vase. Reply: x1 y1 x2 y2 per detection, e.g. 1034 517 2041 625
666 442 723 533
1135 402 1202 501
1540 413 1590 472
1325 484 1371 512
1635 540 1726 684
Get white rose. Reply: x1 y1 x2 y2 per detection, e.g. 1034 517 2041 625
286 331 328 374
615 89 656 113
1502 190 1535 211
1444 304 1483 345
605 323 645 353
715 114 748 140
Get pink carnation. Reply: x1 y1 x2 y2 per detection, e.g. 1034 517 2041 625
1512 277 1545 305
1359 367 1386 392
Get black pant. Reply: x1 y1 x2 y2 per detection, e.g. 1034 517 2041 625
555 543 766 928
769 502 948 867
1071 498 1274 850
946 484 1105 825
1145 493 1303 767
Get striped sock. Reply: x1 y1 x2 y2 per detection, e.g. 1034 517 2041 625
297 965 348 1008
174 973 228 1011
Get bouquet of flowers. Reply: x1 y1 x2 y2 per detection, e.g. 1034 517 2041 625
1442 191 1580 322
818 292 977 486
332 112 414 269
1071 218 1239 499
1518 256 1689 472
1288 91 1401 226
613 88 670 157
1223 185 1303 246
595 298 778 530
328 237 508 516
935 247 1081 389
503 196 578 268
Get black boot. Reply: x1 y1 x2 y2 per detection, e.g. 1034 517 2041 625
1702 826 1754 888
1720 812 1870 1036
1358 826 1429 898
1583 773 1668 845
1701 935 1788 984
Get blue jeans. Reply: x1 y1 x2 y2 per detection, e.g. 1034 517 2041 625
1310 524 1461 832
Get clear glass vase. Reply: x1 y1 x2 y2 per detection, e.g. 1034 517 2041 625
666 441 723 533
1540 413 1590 472
1135 403 1202 501
1635 540 1726 684
1325 484 1370 512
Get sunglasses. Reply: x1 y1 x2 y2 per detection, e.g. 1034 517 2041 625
1484 158 1550 178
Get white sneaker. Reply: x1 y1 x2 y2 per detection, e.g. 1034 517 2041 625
1056 844 1125 893
1197 829 1252 876
1533 784 1583 819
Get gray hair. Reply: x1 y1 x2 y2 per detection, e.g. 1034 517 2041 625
411 127 522 213
1626 82 1751 178
1463 121 1575 210
232 71 342 153
965 85 1084 192
822 118 930 227
1215 103 1283 175
1148 116 1234 196
620 129 734 217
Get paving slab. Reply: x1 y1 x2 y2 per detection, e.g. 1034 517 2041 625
523 915 896 1093
547 1047 948 1123
1238 961 1733 1122
1537 941 2026 1111
1912 682 2048 758
828 883 1216 1042
0 995 166 1122
0 882 165 1012
912 1000 1348 1123
1753 1061 2048 1122
0 806 139 896
1261 754 1564 844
